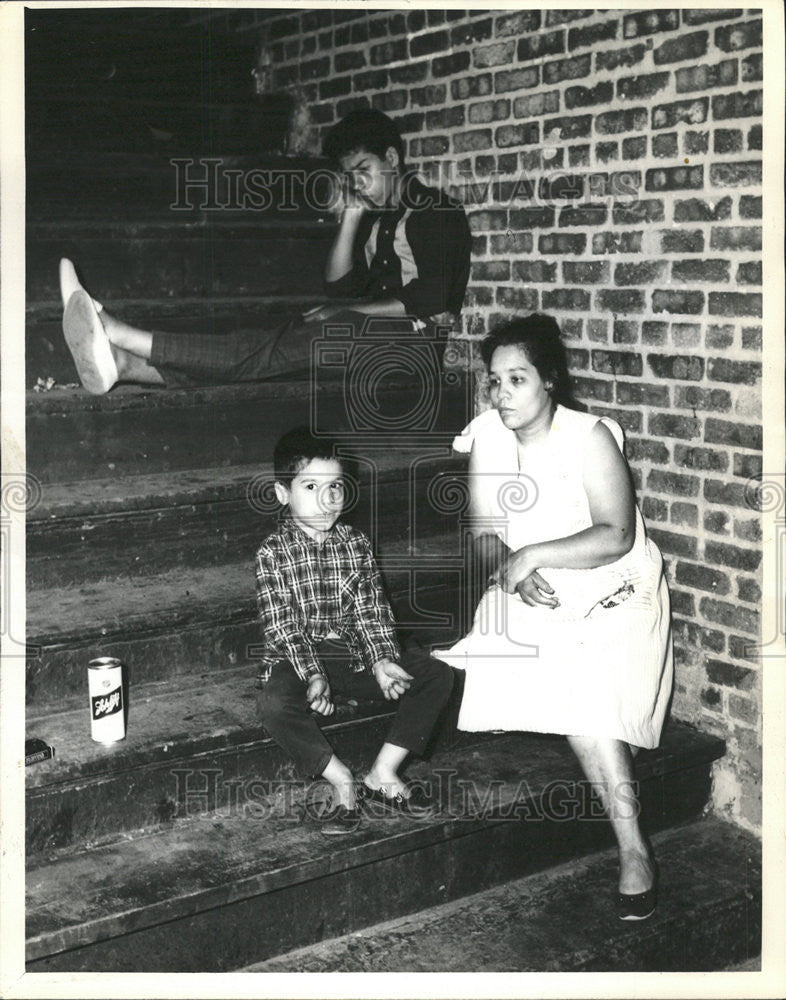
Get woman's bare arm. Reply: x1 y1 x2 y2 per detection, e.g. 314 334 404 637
499 422 635 594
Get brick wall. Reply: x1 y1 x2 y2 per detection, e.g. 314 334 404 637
248 7 765 831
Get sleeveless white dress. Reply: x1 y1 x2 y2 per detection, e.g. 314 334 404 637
435 405 673 749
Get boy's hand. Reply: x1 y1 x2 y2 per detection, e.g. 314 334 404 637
372 659 413 701
336 177 369 218
306 675 334 716
325 175 368 220
302 301 353 324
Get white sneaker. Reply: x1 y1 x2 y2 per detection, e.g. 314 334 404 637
59 258 103 312
62 290 117 394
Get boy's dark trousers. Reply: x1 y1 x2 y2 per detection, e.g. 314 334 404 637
149 310 442 386
256 639 454 778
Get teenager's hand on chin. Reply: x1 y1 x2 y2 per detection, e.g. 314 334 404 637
307 675 334 715
331 182 368 221
342 194 368 219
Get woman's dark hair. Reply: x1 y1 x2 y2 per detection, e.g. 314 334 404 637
480 314 585 412
322 109 406 167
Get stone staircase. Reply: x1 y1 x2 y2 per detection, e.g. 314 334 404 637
24 8 760 974
245 817 760 973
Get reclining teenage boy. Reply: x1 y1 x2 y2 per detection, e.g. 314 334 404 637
58 109 471 392
254 426 454 835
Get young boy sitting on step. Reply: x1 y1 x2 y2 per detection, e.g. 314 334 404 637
254 426 454 835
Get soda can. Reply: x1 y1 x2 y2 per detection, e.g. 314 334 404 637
88 657 126 744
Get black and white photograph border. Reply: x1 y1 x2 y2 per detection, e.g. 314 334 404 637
1 0 784 998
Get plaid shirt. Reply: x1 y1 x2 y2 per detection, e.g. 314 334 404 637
254 517 401 684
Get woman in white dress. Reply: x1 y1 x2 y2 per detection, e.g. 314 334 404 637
437 315 673 920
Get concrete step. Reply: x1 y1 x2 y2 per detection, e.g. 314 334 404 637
248 817 760 973
27 381 321 483
26 218 334 304
26 96 290 157
25 723 726 971
26 453 465 587
26 373 470 483
26 533 471 709
26 154 336 222
26 664 458 857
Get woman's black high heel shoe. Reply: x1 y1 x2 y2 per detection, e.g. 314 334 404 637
617 861 658 921
617 885 657 921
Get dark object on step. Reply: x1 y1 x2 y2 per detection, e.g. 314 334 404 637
25 738 56 766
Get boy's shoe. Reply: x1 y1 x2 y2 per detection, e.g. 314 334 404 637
358 782 436 820
62 290 117 394
318 805 363 836
59 258 103 312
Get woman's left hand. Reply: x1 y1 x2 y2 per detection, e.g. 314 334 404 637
494 546 534 592
515 571 559 608
494 548 560 608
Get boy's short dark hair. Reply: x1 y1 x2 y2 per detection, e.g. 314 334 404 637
273 426 342 486
322 109 406 166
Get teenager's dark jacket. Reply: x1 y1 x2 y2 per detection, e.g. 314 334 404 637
324 174 471 321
